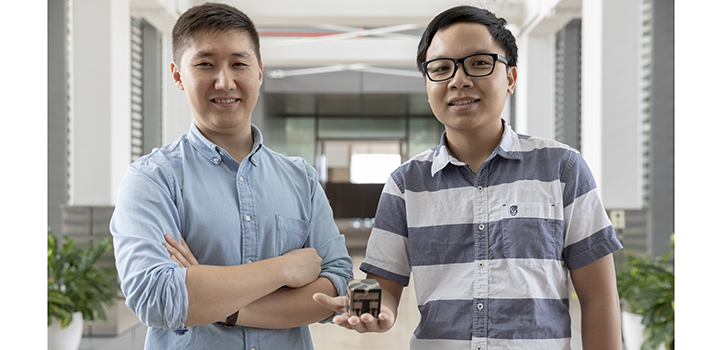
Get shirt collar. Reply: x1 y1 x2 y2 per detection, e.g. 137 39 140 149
188 122 264 165
430 120 523 177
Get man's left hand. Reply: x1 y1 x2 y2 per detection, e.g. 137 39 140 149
164 233 199 267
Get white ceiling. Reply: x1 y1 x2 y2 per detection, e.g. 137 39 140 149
135 0 529 74
215 0 527 27
213 1 525 69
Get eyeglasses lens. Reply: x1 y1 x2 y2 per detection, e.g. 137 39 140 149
426 54 496 81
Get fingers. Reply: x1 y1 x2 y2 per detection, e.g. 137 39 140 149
355 313 384 333
312 293 347 314
326 306 394 333
164 236 190 267
180 235 199 265
333 313 389 333
169 253 184 267
377 312 395 331
281 248 323 288
163 234 199 267
314 292 394 334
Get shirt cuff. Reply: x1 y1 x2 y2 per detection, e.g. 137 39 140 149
318 271 350 323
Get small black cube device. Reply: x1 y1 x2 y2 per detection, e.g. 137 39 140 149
346 279 382 318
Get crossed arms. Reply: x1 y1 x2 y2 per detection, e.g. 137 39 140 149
164 234 340 328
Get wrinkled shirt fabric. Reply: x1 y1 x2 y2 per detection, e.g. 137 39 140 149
361 122 622 350
111 123 353 349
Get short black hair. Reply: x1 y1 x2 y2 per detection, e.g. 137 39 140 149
172 2 261 67
416 5 518 72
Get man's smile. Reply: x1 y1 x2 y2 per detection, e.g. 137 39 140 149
212 98 239 103
448 98 479 106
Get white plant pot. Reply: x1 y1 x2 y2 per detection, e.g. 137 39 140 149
622 311 664 350
48 312 84 350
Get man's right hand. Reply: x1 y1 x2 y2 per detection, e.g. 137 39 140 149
280 248 322 288
312 292 396 333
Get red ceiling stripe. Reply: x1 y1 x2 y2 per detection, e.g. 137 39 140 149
258 31 338 37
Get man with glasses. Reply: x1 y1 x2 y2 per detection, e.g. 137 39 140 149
315 5 623 350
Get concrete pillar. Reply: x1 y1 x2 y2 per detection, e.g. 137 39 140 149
520 34 556 139
581 0 643 208
161 31 193 144
647 0 674 256
70 0 131 205
48 0 68 235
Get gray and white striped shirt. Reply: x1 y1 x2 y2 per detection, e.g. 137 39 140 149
360 122 622 350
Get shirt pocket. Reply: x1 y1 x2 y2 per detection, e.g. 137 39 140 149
500 202 561 267
275 214 312 256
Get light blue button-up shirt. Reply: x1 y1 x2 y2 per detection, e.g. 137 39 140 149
110 123 353 349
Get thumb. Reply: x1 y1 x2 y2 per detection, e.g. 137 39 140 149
313 293 347 313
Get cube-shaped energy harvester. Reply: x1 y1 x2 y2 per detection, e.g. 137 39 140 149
346 279 382 318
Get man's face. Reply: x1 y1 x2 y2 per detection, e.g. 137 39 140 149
171 29 263 139
425 22 516 135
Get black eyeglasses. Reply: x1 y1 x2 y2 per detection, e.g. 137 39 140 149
422 53 509 82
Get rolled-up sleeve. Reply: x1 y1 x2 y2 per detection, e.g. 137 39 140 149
304 163 354 319
110 160 190 332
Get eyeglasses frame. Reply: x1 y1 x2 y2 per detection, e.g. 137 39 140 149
422 53 509 82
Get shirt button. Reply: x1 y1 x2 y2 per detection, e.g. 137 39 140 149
239 176 245 182
245 215 251 221
213 157 219 163
248 260 254 264
251 348 257 350
476 346 483 350
477 186 484 192
477 303 484 310
478 262 484 268
478 224 485 230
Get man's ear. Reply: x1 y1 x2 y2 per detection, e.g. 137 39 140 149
171 62 184 91
257 61 263 87
506 66 517 94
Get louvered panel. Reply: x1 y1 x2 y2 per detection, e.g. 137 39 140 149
640 0 653 208
130 17 144 161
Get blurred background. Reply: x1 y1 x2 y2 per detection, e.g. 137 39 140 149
42 0 676 349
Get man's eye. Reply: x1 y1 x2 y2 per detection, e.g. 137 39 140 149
471 60 489 66
432 66 450 73
196 62 212 67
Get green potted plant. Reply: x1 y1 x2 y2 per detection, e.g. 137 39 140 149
47 230 120 350
616 234 674 350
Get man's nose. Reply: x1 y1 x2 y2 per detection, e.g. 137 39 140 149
448 63 473 89
215 66 236 90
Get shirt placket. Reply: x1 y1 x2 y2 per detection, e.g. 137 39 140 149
237 157 260 350
472 166 490 350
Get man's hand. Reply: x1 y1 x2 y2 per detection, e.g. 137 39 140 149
312 292 396 333
164 234 198 267
280 248 322 288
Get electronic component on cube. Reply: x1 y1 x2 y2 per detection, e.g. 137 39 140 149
346 279 382 318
